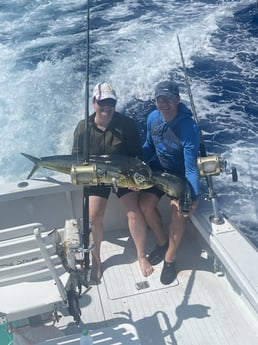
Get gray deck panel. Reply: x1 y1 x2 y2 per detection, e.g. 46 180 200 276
8 224 256 344
75 227 258 345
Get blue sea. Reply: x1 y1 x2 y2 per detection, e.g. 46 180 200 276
0 0 257 246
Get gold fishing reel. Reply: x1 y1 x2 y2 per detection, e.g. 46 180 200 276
70 164 100 185
197 155 222 177
197 155 237 182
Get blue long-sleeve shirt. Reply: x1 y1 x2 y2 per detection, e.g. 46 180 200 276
143 103 200 198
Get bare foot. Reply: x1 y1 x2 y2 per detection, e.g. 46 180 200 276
90 256 102 282
139 257 154 277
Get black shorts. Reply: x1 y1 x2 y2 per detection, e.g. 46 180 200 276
88 185 132 199
140 186 164 199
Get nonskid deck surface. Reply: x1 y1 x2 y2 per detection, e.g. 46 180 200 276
59 226 258 345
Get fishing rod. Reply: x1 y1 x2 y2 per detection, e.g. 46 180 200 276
82 0 91 268
176 35 237 179
177 35 238 217
177 34 224 223
176 35 207 158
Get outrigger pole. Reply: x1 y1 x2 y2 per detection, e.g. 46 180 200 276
176 35 224 224
82 0 91 268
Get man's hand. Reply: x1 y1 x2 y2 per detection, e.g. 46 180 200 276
128 186 140 192
189 198 199 215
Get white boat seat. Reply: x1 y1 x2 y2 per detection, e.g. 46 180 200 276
0 223 69 325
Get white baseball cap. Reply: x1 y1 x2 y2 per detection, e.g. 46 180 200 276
93 82 117 101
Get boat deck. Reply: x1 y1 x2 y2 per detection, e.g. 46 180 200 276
57 223 258 345
0 178 257 344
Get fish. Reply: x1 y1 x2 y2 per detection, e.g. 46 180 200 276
21 153 192 212
21 153 154 190
152 171 192 215
21 153 78 179
152 171 189 199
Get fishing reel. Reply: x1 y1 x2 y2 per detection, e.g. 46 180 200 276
197 155 238 224
71 163 100 185
197 155 238 182
70 160 153 190
70 163 126 186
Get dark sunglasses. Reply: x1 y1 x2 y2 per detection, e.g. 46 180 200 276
156 96 177 103
96 99 116 107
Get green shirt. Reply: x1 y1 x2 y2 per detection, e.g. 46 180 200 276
72 112 142 159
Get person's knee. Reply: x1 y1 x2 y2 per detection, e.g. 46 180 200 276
126 208 142 223
90 213 104 227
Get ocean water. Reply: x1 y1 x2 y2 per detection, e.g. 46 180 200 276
0 0 257 246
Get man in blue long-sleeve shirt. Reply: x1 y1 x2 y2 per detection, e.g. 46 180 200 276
140 80 200 285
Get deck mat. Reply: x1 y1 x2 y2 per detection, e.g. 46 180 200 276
101 234 178 300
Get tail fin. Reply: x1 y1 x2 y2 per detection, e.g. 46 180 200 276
21 153 41 179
